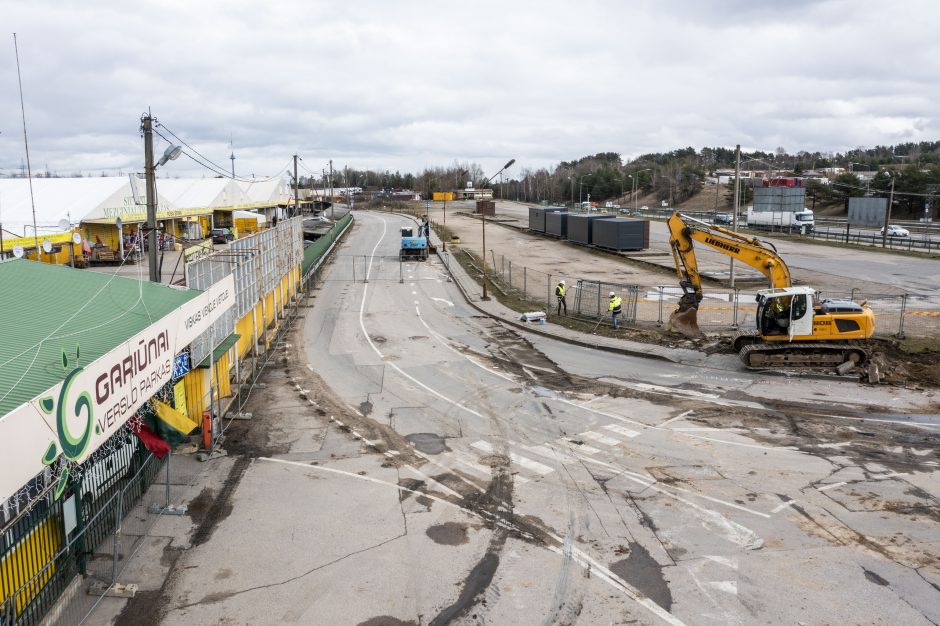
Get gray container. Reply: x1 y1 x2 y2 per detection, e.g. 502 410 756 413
592 218 649 250
545 211 570 237
528 207 563 232
566 214 611 244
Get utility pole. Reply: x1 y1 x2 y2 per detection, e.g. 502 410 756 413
730 144 741 288
230 150 235 178
329 160 334 219
142 114 160 283
293 155 299 218
882 176 895 248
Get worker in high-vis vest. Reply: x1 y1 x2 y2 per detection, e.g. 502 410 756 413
608 291 623 329
555 280 567 316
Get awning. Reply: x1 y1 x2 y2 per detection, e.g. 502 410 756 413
196 333 241 368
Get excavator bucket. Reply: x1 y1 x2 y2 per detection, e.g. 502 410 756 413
667 306 702 338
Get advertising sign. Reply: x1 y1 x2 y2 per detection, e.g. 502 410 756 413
0 274 235 503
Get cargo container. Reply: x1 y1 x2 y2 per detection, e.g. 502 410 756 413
566 214 611 245
476 200 496 215
528 207 563 233
592 218 650 250
545 211 570 238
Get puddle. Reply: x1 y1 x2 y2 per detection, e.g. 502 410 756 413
610 542 672 611
405 433 448 455
426 522 470 545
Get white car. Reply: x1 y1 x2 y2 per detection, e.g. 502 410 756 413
882 225 910 237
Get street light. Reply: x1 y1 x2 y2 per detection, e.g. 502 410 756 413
578 175 590 210
628 168 651 214
443 169 466 252
480 159 515 300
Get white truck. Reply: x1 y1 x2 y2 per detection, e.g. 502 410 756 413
745 207 815 233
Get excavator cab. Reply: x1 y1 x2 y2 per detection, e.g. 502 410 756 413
756 287 816 340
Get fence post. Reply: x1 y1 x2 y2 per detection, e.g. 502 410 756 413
352 255 357 283
731 288 740 329
850 287 858 302
364 255 369 283
547 274 552 314
165 453 171 508
657 286 665 326
508 260 512 291
112 494 124 583
896 294 908 339
523 266 527 299
596 282 601 319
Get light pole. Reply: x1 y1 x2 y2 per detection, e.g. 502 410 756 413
578 175 590 210
142 113 181 283
480 159 515 300
629 168 651 214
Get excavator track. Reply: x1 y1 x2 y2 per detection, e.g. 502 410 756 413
739 342 869 369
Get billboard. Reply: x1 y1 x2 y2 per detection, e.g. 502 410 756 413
848 197 887 227
0 275 235 504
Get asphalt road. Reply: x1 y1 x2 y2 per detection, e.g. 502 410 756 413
119 210 939 625
280 212 940 623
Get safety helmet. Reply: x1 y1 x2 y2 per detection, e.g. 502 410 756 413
559 280 565 285
609 291 615 297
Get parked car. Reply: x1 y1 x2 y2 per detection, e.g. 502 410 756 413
210 228 235 244
713 214 734 225
881 225 910 237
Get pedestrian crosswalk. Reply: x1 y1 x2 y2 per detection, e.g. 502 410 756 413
423 422 644 484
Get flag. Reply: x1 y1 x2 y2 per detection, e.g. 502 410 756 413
152 400 200 447
129 419 172 459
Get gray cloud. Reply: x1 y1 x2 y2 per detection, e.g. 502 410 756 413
1 0 938 180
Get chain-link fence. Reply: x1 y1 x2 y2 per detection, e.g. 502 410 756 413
487 252 940 338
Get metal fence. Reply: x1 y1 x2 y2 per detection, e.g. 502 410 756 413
486 252 940 338
807 227 940 253
0 430 175 626
186 217 304 366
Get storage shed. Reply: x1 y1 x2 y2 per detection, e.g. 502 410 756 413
528 207 563 233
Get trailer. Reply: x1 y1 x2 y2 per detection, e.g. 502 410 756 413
746 208 815 233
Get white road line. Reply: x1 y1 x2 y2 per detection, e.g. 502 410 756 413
470 441 554 476
449 448 530 484
561 439 601 455
431 297 454 307
660 410 694 427
580 431 621 446
603 424 640 438
771 499 797 514
523 444 579 465
558 399 650 430
816 481 847 492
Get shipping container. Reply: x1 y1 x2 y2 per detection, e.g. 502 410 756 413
545 211 571 238
528 207 563 232
566 214 611 244
592 218 650 250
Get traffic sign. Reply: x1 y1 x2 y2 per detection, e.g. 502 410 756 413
425 201 430 209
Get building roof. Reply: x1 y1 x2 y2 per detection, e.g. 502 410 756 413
0 177 130 235
0 259 201 417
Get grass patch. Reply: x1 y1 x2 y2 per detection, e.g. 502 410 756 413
898 337 940 354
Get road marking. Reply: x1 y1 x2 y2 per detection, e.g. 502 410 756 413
412 290 417 295
816 481 847 492
449 449 530 484
471 441 554 476
603 424 640 438
562 439 601 455
660 410 694 427
707 581 738 595
771 499 797 514
431 297 454 307
523 444 579 465
703 555 738 569
580 431 621 446
816 442 852 449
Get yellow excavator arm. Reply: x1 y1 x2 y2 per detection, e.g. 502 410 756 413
667 212 792 335
667 212 792 298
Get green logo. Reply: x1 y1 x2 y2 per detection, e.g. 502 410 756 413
39 346 93 500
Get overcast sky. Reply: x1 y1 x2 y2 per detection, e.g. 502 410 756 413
1 0 938 181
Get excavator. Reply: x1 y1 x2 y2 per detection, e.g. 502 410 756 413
666 212 876 369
